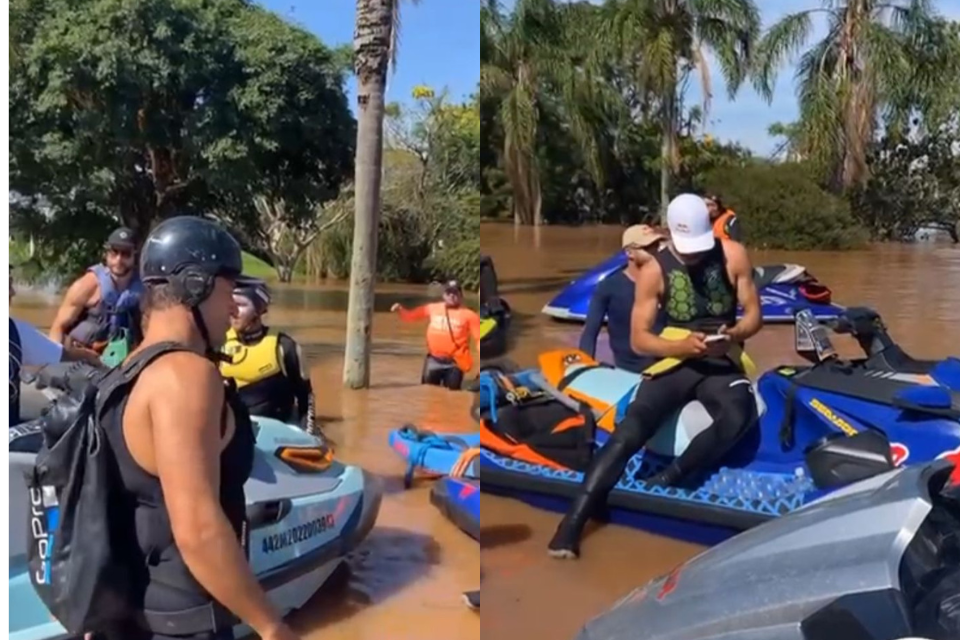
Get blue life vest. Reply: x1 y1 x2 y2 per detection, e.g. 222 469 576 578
68 265 144 347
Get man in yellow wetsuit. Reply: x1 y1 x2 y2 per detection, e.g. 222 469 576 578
220 278 315 429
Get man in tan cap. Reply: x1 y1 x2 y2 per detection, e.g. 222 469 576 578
578 224 666 372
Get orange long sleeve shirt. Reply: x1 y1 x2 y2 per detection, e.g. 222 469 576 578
398 302 481 371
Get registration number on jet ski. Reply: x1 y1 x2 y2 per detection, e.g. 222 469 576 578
261 514 336 553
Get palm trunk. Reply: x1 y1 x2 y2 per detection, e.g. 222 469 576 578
343 0 391 389
659 89 677 224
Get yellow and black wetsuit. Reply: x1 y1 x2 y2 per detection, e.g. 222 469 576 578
220 326 313 425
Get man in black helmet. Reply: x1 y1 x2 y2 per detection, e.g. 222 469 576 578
96 217 300 640
219 278 315 430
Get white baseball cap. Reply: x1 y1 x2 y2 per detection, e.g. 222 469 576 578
667 194 715 255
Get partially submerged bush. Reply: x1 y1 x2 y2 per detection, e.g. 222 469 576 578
700 163 868 250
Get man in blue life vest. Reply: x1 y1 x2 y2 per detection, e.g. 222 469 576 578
219 278 315 429
48 226 145 353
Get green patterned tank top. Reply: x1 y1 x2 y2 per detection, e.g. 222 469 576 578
655 243 737 331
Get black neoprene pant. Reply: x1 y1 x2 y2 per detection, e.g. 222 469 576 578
420 355 464 390
578 358 756 501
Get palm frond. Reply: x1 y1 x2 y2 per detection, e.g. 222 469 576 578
752 9 828 102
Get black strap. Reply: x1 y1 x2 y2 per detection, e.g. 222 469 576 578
95 342 193 417
778 369 813 451
444 306 464 352
10 319 23 424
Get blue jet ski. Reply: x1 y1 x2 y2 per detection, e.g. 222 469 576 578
475 307 960 546
9 374 382 640
542 254 842 323
431 476 480 541
388 424 480 487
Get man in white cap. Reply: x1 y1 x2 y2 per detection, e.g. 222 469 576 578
579 224 666 372
549 193 762 559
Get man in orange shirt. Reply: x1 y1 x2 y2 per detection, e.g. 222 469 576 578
391 280 481 390
705 194 742 242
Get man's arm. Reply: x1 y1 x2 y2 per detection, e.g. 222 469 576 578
721 240 762 341
148 354 286 638
631 262 703 358
392 303 430 322
278 334 314 427
578 283 609 358
48 273 98 344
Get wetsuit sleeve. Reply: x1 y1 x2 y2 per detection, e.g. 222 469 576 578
578 280 609 357
278 333 313 424
397 304 430 322
725 215 743 243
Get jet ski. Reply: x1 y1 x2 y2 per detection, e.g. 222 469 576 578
474 307 960 545
542 254 841 323
9 367 383 640
574 460 960 640
430 475 480 541
480 255 511 359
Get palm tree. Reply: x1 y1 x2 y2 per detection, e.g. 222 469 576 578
480 0 560 226
753 0 942 190
605 0 761 222
481 0 615 225
343 0 417 389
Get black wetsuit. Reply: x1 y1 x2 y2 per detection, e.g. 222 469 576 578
550 243 756 555
99 345 255 640
227 326 313 426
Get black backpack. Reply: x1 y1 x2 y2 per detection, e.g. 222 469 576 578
25 342 189 634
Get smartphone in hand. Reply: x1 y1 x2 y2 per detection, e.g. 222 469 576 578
703 334 731 344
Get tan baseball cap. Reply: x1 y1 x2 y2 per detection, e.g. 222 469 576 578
622 224 665 249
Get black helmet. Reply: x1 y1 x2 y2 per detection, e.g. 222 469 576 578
233 277 271 313
140 216 243 307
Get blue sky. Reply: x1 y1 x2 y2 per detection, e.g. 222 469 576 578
259 1 480 108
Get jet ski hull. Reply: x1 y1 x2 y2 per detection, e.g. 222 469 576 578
574 461 960 640
543 254 843 323
430 476 480 541
9 417 381 640
473 350 960 545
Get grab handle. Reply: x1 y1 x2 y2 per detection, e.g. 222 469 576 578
245 499 292 530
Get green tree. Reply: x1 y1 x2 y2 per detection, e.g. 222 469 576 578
754 0 946 190
217 7 356 282
11 0 354 280
11 0 246 238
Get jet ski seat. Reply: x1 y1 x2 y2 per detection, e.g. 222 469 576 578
834 307 940 374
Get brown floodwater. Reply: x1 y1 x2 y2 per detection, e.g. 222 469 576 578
12 282 480 640
480 221 960 640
